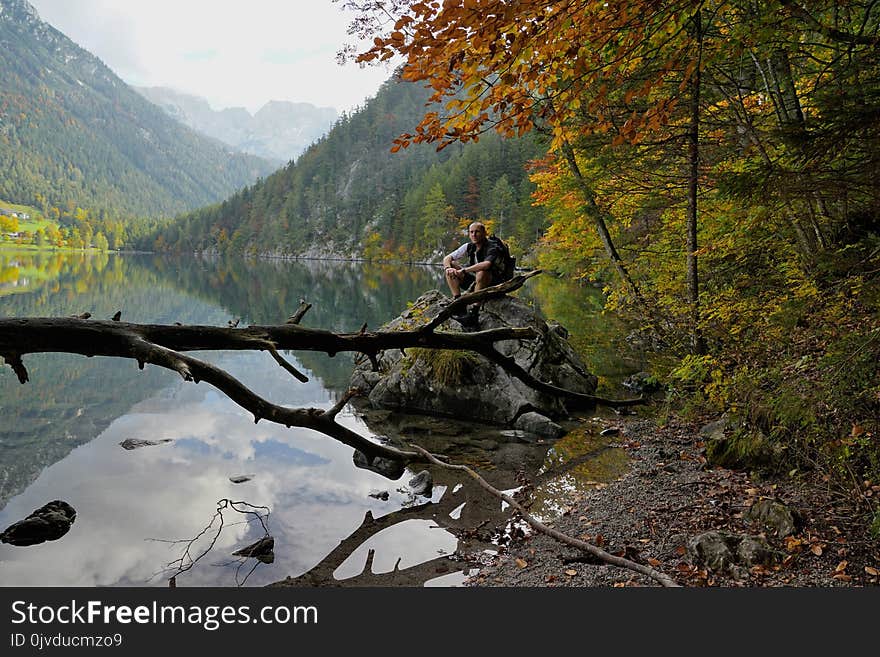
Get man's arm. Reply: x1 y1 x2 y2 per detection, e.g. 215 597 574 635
444 243 468 268
461 260 491 274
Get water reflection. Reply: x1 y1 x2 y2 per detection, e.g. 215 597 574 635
0 250 640 587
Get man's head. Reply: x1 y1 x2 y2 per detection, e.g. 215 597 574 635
468 222 487 246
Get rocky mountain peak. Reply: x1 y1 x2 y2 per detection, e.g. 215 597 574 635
0 0 41 23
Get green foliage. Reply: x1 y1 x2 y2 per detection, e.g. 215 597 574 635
871 508 880 540
668 355 726 408
678 276 880 484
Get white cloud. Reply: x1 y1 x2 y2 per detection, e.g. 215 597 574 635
28 0 397 114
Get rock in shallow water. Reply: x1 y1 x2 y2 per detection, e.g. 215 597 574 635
232 536 275 563
119 438 173 450
408 470 434 497
1 500 77 547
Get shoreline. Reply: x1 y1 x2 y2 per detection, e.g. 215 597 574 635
464 413 879 587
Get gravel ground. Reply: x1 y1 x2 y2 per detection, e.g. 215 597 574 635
463 415 880 588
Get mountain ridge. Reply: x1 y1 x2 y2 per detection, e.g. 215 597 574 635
135 87 338 165
0 0 277 219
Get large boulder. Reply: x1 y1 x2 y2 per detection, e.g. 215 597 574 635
350 290 597 439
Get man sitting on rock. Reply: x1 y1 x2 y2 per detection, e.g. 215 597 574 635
442 221 508 328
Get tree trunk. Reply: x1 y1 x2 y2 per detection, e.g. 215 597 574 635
686 10 706 355
558 137 648 312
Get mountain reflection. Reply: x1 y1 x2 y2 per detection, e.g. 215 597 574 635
0 250 493 587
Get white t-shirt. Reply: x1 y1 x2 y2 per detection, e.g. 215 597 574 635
447 243 469 262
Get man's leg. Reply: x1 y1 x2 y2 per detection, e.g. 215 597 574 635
445 269 463 297
473 270 493 291
458 270 493 325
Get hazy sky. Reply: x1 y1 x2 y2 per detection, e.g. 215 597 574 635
27 0 397 114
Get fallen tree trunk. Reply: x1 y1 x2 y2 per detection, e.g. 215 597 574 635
0 271 642 465
1 270 672 585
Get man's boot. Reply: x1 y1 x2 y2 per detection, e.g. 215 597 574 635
451 304 480 329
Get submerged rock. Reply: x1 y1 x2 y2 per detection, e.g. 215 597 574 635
514 411 564 439
1 500 77 547
350 290 597 438
233 536 275 564
408 470 434 497
119 438 173 450
352 450 406 480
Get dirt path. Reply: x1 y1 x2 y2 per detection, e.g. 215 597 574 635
464 415 880 587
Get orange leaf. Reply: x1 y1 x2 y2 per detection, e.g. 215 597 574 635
834 560 848 573
810 545 823 556
647 558 662 567
865 566 879 576
565 569 578 576
515 558 528 569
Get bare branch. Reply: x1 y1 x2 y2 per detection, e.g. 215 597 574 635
266 344 309 383
1 353 28 383
148 499 271 586
0 272 642 474
322 388 358 420
422 270 542 332
287 300 313 325
478 345 644 409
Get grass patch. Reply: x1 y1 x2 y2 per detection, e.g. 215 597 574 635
406 348 483 386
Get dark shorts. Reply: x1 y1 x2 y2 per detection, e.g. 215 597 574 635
461 271 476 291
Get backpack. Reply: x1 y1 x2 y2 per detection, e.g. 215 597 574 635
469 235 515 283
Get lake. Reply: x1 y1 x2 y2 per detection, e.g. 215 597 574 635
0 249 646 587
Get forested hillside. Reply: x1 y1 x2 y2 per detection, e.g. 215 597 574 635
151 73 549 261
0 0 276 221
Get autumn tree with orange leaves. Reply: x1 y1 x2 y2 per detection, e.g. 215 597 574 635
341 0 880 503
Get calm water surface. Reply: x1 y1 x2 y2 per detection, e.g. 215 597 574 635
0 250 645 586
